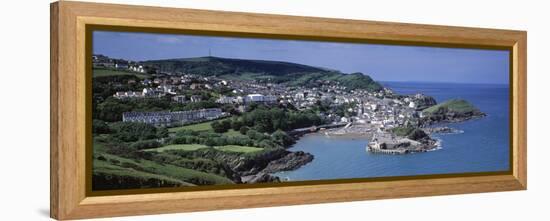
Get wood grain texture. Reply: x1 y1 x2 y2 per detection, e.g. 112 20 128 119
50 2 59 218
515 33 528 187
50 1 527 220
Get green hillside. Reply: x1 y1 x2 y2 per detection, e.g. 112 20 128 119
92 158 195 190
423 99 480 114
93 152 233 186
93 68 151 79
142 56 382 91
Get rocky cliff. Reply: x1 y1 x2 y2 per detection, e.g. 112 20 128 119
421 99 486 125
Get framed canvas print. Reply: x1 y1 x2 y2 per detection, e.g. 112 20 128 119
50 1 527 220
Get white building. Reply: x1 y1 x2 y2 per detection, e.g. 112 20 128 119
265 95 278 103
370 104 378 111
340 116 349 123
190 95 202 103
142 88 164 97
129 65 145 73
114 62 128 69
216 96 235 104
246 94 265 102
172 95 186 104
114 91 143 99
244 94 277 104
123 108 224 126
158 85 176 94
295 92 306 100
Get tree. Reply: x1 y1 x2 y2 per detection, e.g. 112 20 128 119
156 127 169 138
109 122 160 142
92 119 111 134
221 119 232 131
211 121 226 133
246 129 269 141
239 126 250 135
258 139 278 149
239 106 324 133
130 139 161 150
230 119 243 131
272 130 295 147
96 97 133 122
204 138 216 147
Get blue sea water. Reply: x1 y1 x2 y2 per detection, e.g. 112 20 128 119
274 82 510 181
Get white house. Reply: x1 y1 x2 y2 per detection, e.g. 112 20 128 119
114 91 144 99
172 95 186 104
216 96 235 104
129 65 145 73
158 85 176 94
114 62 128 69
190 95 202 103
340 116 349 123
246 94 265 102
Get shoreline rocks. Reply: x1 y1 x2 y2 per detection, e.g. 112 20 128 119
207 148 314 182
235 150 314 183
242 172 281 184
423 126 463 134
261 151 314 173
410 94 437 110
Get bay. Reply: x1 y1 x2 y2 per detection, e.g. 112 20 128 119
274 81 510 181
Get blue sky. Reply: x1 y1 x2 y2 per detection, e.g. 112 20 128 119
93 31 510 84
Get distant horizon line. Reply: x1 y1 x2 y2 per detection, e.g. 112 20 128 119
94 54 281 62
93 53 509 85
380 80 509 86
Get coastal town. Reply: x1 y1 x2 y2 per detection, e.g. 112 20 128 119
95 55 439 131
92 54 486 189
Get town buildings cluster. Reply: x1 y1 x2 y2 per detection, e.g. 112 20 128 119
93 54 146 73
94 55 432 131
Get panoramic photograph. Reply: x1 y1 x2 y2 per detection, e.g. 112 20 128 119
91 30 510 191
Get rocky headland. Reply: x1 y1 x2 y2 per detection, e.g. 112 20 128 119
368 99 484 154
420 99 486 125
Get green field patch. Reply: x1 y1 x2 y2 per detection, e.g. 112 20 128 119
92 138 107 153
168 120 218 133
93 159 194 187
93 68 150 79
168 120 243 138
94 152 233 185
423 99 479 114
222 129 243 137
146 144 262 154
144 144 209 152
214 145 263 153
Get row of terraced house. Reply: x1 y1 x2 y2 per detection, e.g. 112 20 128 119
122 108 225 126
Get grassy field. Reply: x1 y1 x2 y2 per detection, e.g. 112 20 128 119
168 120 244 138
222 129 242 137
144 144 209 152
94 152 234 185
93 68 151 79
390 126 415 137
145 144 262 153
93 159 194 187
214 145 263 153
423 99 478 114
169 121 215 133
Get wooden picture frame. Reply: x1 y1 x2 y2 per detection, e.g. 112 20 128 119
50 1 527 220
